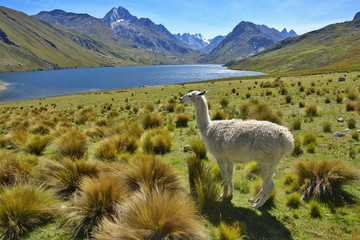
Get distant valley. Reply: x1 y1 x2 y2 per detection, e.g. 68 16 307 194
0 5 359 74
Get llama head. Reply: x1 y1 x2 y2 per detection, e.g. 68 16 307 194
180 91 208 104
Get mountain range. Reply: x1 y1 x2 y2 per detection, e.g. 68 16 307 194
174 33 225 53
1 5 359 74
200 21 297 63
226 16 360 73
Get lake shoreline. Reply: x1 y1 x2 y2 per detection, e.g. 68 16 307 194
0 65 263 103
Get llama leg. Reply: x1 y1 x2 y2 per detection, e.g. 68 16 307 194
252 176 275 209
227 163 234 197
216 159 229 198
251 168 275 209
249 163 266 203
249 188 263 203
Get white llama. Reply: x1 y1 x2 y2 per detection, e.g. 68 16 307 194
180 91 294 209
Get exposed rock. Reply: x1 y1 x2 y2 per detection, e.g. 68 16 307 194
183 145 192 152
333 132 346 137
338 77 345 82
337 118 344 122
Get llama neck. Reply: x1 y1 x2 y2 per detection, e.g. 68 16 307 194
195 96 211 134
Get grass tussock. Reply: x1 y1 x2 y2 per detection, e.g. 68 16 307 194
286 193 302 209
294 160 359 200
0 184 59 240
249 103 282 125
141 109 164 129
304 104 318 117
41 158 100 198
112 121 143 138
23 134 50 155
187 157 220 210
94 138 118 161
213 221 246 240
175 113 191 128
124 155 183 193
94 188 208 240
0 153 32 186
190 136 207 159
6 129 28 149
63 174 130 237
212 109 226 120
142 128 172 154
55 130 87 159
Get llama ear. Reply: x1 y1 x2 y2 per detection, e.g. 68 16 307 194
197 90 209 96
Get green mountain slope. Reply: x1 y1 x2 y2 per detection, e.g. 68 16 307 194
0 6 150 72
226 19 360 73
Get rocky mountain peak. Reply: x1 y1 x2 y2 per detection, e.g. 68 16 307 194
281 28 288 34
103 6 138 28
354 11 360 20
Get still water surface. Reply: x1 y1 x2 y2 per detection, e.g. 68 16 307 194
0 65 263 102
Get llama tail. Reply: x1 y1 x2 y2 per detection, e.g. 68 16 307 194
282 132 295 156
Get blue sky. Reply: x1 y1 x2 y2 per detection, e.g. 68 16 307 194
1 0 359 39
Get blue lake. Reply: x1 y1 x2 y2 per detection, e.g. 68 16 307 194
0 65 263 102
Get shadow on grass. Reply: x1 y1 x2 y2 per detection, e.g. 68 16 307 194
205 199 292 240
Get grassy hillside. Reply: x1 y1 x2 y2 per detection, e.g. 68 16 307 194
226 19 360 74
0 71 359 239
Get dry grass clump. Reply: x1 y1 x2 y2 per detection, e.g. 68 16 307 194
41 158 100 198
94 188 207 240
347 118 356 129
346 91 358 100
291 117 302 131
112 121 143 138
123 155 183 193
304 104 318 117
175 113 191 128
141 109 165 129
30 123 51 134
6 129 28 149
74 107 98 124
55 130 87 159
0 153 32 186
0 136 7 148
94 138 118 161
248 103 282 125
187 157 220 209
142 128 172 154
213 221 246 240
322 121 332 133
294 160 359 200
190 137 207 159
63 173 130 237
0 184 59 240
220 97 229 108
212 109 226 120
23 134 50 155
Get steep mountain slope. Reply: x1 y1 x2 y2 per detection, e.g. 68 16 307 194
0 6 140 72
226 19 360 73
33 9 118 42
174 33 209 51
102 6 200 62
200 21 297 63
203 35 225 53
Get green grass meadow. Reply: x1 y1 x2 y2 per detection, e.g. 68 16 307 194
0 71 360 239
